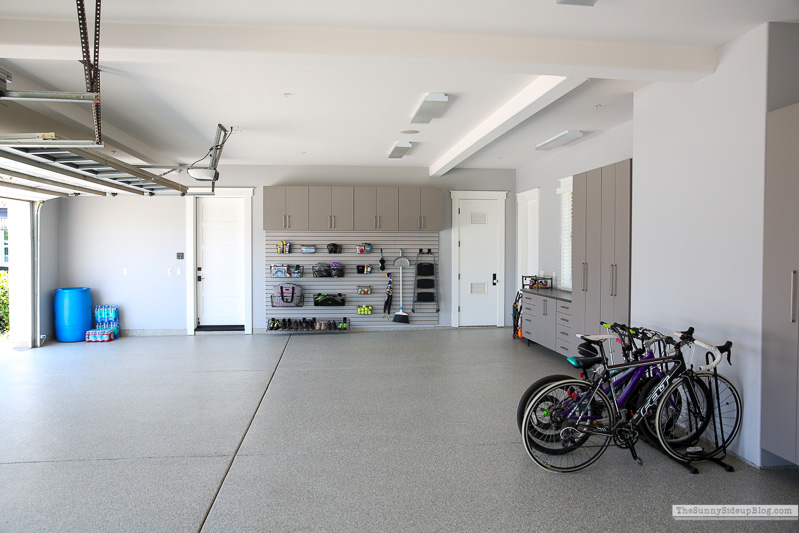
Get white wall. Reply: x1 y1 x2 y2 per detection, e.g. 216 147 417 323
52 166 516 331
515 121 633 283
217 165 517 329
631 25 768 465
57 196 187 331
39 199 60 339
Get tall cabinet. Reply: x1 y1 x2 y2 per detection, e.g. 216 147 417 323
762 101 799 464
571 160 631 335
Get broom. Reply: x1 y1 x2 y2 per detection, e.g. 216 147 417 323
392 249 410 324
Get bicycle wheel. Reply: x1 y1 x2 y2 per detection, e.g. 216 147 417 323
516 374 573 434
694 371 743 455
522 379 615 472
629 375 661 443
655 376 715 462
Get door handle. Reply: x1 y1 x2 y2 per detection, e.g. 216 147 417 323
377 215 381 229
328 215 331 229
583 263 588 292
332 215 335 229
373 215 377 229
544 299 548 316
791 270 798 323
492 273 497 286
614 264 618 297
286 215 290 228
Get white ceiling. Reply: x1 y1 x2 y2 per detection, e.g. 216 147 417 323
1 0 797 179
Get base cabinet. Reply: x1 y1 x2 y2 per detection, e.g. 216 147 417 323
522 290 572 356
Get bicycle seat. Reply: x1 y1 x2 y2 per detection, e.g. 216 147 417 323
576 334 615 344
566 355 604 370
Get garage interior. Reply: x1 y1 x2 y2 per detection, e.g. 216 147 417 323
2 2 799 531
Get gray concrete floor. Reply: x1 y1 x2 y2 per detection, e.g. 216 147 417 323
0 329 797 533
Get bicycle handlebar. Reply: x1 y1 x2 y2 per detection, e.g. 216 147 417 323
694 340 723 371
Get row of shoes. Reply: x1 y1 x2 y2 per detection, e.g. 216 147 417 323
268 317 348 331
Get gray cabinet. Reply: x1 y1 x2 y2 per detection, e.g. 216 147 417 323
308 186 353 230
521 291 572 356
263 186 308 230
762 102 799 464
399 187 443 231
600 160 631 326
571 161 631 335
354 187 398 231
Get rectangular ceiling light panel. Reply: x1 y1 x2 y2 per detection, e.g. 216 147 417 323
388 141 412 159
410 93 449 124
535 130 583 151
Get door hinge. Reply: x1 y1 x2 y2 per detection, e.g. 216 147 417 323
458 208 461 214
458 274 460 280
458 240 460 247
458 306 460 312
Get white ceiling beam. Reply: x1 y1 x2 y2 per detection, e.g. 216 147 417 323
429 76 588 177
0 20 714 82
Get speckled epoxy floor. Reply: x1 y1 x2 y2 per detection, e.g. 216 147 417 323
1 330 797 532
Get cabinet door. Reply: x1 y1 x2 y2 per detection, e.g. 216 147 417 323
398 187 421 230
571 172 588 336
330 186 353 230
600 163 617 325
308 186 332 230
613 159 632 325
284 186 308 230
762 103 799 463
585 168 603 334
543 297 557 350
420 187 443 230
263 186 286 230
354 187 377 230
376 187 398 230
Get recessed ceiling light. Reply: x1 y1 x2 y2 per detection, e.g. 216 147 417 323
400 130 420 135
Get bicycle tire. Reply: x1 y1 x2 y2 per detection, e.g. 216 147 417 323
655 376 716 462
516 374 573 434
694 371 743 454
522 379 615 472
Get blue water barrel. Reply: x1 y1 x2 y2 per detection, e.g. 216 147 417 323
54 287 92 342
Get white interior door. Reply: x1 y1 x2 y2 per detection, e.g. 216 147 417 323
458 198 499 326
197 197 245 326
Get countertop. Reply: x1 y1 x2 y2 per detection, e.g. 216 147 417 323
521 287 572 303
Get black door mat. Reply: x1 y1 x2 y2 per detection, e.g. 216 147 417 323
195 325 245 332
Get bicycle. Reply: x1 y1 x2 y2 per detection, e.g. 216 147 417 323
521 326 726 472
653 329 741 464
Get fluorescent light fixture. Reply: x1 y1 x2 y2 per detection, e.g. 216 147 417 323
388 141 412 159
410 93 449 124
0 90 100 104
557 0 598 6
535 130 583 151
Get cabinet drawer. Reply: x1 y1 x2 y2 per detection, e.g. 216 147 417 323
556 323 572 343
523 294 536 307
555 301 572 316
555 339 573 357
522 317 535 339
556 313 573 328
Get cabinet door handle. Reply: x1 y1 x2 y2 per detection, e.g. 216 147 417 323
373 215 377 229
283 215 287 229
791 270 798 323
583 263 588 292
377 215 381 229
421 215 425 229
544 300 548 316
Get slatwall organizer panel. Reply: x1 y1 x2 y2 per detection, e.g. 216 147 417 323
266 231 439 328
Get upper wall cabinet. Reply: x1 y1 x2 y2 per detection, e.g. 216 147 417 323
308 186 354 231
264 186 309 230
398 187 443 231
354 187 399 231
